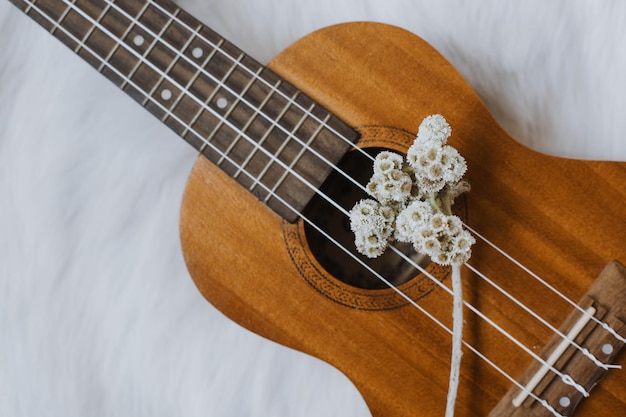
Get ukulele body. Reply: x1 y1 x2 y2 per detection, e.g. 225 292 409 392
180 22 626 416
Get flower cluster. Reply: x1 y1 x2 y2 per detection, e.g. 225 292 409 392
349 200 395 258
365 151 413 205
349 114 474 265
395 203 475 265
407 114 467 193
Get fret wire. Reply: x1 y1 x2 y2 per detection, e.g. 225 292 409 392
18 6 591 411
97 0 151 73
161 23 204 120
189 50 246 114
83 13 335 210
74 0 113 54
123 9 181 91
254 101 316 197
50 0 76 35
191 51 245 151
190 51 244 148
237 89 299 181
104 0 361 189
156 21 202 117
264 113 333 203
216 68 273 165
146 0 359 158
214 61 264 165
106 0 282 138
24 0 289 195
182 38 225 146
24 0 34 14
82 0 242 139
224 78 283 169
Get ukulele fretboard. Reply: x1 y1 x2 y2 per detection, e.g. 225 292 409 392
12 0 358 221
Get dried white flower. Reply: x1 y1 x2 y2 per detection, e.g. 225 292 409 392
417 114 451 145
440 146 467 184
367 171 412 204
349 199 395 258
400 212 474 266
366 152 413 204
429 213 446 232
407 142 467 193
394 200 433 242
349 114 473 267
373 151 404 174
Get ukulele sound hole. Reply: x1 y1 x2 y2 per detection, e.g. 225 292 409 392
302 148 429 290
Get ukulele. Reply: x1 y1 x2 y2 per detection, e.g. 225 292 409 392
9 0 626 416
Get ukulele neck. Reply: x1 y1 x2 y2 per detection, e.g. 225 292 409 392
12 0 358 222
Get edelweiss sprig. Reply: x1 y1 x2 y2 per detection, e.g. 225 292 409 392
349 114 474 417
349 114 475 264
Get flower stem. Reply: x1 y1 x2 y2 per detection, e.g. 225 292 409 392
445 263 463 417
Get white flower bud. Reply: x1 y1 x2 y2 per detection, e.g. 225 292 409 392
440 146 467 184
429 213 446 232
366 169 412 204
417 114 451 145
373 151 404 175
394 200 433 242
349 199 395 258
354 231 388 258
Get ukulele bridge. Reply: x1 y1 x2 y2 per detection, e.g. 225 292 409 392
490 260 626 417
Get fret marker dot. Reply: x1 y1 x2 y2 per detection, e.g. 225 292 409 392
133 35 144 46
602 343 614 355
161 89 172 101
192 47 203 59
559 396 571 408
216 97 228 109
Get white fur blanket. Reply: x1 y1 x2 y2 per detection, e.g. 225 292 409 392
1 1 625 416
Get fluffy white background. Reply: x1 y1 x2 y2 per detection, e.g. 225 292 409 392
1 1 625 416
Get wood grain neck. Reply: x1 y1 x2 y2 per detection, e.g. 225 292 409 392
12 0 358 221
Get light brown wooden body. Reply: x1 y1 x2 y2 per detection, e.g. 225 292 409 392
180 23 626 416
